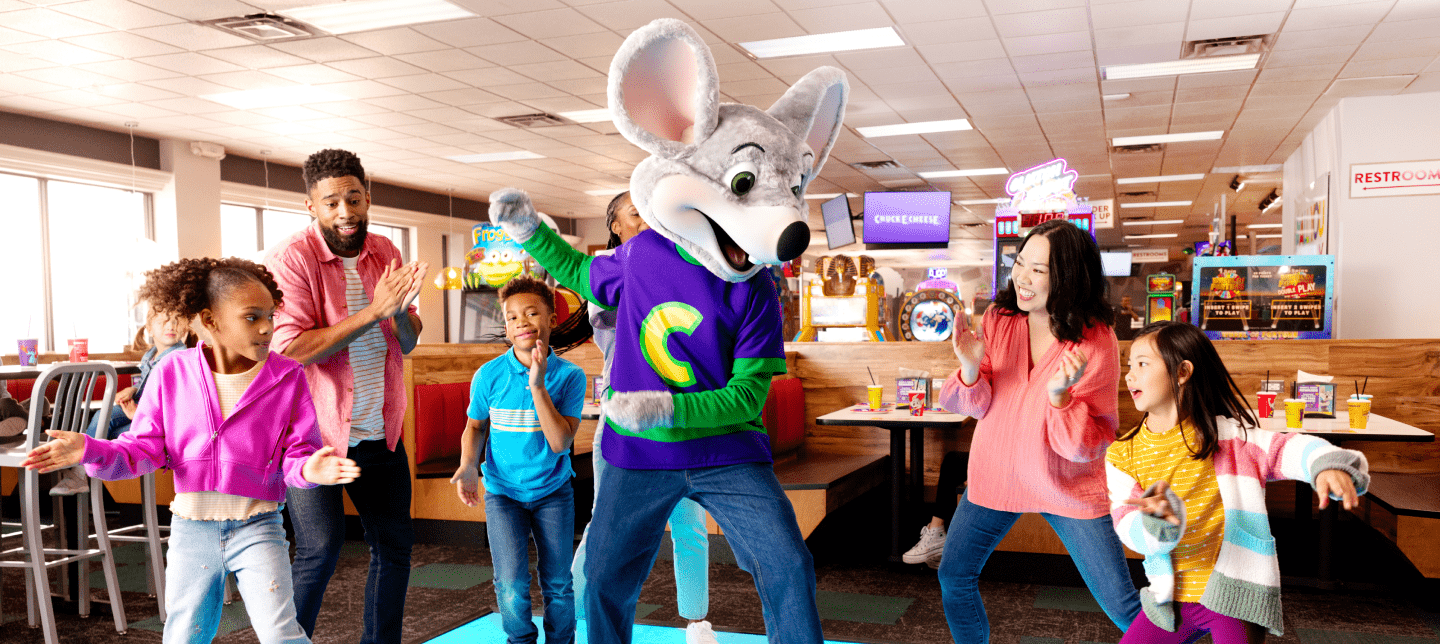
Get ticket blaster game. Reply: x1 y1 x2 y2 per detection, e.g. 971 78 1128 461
795 255 884 341
1146 273 1176 324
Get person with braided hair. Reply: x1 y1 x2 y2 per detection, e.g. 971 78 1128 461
23 256 360 644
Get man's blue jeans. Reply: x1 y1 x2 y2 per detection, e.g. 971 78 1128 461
584 461 822 644
938 491 1141 644
286 440 414 644
485 484 575 644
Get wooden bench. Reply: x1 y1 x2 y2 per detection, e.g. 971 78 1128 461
1355 471 1440 578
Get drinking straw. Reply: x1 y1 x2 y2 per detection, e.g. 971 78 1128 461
1265 370 1269 389
1362 376 1368 395
1354 379 1360 398
867 366 876 386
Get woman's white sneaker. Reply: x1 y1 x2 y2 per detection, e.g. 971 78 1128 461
902 524 946 564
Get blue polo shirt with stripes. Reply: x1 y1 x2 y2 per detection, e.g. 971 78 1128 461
468 347 586 502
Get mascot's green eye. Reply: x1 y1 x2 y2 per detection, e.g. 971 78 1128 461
730 171 756 195
791 186 800 197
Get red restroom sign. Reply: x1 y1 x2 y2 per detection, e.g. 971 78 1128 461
1350 159 1440 198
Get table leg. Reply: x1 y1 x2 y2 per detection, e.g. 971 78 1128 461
909 427 925 517
889 427 905 562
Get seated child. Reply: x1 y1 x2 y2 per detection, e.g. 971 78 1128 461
1107 321 1368 644
24 257 359 644
451 275 586 644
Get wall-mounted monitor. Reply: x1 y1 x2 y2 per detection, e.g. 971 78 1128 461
1100 251 1132 277
863 191 951 249
820 194 855 250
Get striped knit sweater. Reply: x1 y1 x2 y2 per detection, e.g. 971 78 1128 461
1105 416 1369 635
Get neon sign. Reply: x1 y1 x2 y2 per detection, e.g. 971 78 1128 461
1005 158 1079 211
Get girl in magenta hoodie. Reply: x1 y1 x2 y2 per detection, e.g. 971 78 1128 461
25 257 360 644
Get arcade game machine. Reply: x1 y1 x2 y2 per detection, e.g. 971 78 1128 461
794 254 884 341
897 267 965 342
993 159 1095 297
1145 273 1176 324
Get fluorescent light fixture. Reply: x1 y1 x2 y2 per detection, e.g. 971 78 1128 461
1124 233 1179 239
202 85 349 109
1102 93 1131 100
1119 201 1193 208
1113 131 1224 146
1103 54 1260 80
804 192 859 200
1246 223 1282 229
559 108 611 124
448 151 544 163
858 119 972 138
584 187 628 196
740 26 903 59
1214 164 1283 173
1121 219 1185 226
955 198 1009 205
917 167 1008 179
1254 234 1283 239
1116 173 1205 185
281 0 476 35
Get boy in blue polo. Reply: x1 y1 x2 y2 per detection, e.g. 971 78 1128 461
452 275 586 644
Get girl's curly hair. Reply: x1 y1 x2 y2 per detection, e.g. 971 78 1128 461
136 257 284 318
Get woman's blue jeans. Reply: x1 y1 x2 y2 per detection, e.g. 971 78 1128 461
485 484 575 644
938 491 1141 644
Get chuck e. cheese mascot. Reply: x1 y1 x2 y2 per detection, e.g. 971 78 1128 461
488 18 847 644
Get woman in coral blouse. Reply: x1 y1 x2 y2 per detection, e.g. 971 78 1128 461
936 219 1140 643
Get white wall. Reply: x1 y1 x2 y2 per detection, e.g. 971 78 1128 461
1283 92 1440 339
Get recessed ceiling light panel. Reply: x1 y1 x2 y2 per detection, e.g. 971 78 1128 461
1103 54 1260 80
740 27 904 59
558 108 612 124
1119 201 1193 208
448 151 545 163
202 86 350 109
1113 131 1224 146
857 119 972 138
1116 174 1205 185
917 167 1008 179
282 0 476 35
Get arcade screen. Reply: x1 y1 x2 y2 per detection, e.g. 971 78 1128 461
1191 255 1335 340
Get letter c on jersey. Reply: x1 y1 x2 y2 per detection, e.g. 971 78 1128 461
640 303 703 388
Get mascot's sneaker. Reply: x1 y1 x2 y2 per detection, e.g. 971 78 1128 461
902 525 946 564
686 620 720 644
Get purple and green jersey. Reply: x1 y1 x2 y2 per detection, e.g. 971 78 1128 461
521 226 786 470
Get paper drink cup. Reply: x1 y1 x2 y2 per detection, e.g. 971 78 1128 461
909 391 925 416
866 384 883 410
1347 397 1371 429
17 339 38 367
1257 391 1277 418
67 338 88 363
1283 398 1305 429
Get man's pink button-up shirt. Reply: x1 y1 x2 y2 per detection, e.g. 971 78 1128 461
265 222 414 458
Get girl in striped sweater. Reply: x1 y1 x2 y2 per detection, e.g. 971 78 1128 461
1107 321 1368 644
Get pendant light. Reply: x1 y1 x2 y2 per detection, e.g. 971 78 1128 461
435 188 464 290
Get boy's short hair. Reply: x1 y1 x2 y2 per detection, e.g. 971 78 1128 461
498 275 554 313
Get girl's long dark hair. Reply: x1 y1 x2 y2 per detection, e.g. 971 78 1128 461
604 191 630 250
993 219 1114 343
1118 321 1256 460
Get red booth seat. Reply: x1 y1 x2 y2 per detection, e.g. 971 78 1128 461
6 373 133 405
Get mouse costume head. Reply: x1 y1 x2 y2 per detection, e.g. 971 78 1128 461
609 19 847 283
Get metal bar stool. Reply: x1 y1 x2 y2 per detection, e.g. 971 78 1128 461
0 363 129 643
98 470 169 622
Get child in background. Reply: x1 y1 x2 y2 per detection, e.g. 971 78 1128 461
50 306 195 495
24 257 360 644
451 275 586 644
1107 321 1368 644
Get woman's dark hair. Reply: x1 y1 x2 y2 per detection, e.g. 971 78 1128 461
1118 321 1256 460
993 219 1114 343
137 257 284 319
302 148 366 193
604 191 631 250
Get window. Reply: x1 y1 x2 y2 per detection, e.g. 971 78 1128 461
221 203 410 262
3 172 151 354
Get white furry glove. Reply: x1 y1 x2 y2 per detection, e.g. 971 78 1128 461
487 188 540 243
604 390 675 432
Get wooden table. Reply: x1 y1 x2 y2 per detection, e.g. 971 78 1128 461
1256 411 1434 585
816 404 971 562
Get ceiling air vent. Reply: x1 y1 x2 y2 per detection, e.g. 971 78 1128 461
1118 191 1156 198
1183 34 1272 59
496 113 568 128
852 160 902 170
202 14 320 42
1113 143 1163 154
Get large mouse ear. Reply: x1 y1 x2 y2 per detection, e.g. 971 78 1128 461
609 19 719 159
767 66 848 178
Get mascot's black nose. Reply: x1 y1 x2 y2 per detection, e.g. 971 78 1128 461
776 221 810 262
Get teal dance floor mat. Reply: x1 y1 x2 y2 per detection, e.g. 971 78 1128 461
426 614 868 643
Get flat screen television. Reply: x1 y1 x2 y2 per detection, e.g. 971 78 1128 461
1100 251 1132 277
820 194 855 250
863 191 951 249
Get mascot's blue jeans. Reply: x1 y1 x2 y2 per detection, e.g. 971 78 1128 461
584 461 823 644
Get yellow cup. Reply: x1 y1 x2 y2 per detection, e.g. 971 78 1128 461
1347 398 1371 429
1283 399 1305 429
867 384 883 410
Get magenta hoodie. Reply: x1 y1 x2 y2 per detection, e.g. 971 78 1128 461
82 345 321 502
